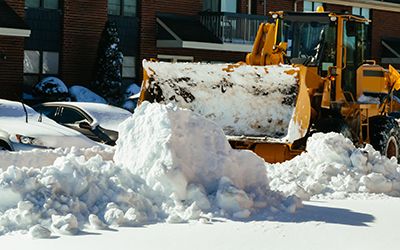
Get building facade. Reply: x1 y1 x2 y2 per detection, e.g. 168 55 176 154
1 0 400 100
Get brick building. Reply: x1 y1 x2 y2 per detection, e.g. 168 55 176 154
1 0 400 100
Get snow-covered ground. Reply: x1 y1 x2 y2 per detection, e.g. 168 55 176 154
1 198 399 250
1 102 400 249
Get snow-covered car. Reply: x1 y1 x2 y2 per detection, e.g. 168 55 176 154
0 99 99 151
34 102 132 145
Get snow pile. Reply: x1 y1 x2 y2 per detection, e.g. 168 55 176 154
267 133 400 199
0 102 300 237
0 146 114 169
115 102 298 221
69 85 107 104
143 60 299 138
0 154 158 237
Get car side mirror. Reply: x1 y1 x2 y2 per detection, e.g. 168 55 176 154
79 121 93 130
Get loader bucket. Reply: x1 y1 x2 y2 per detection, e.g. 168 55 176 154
139 60 308 141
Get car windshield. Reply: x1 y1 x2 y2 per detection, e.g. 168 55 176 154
279 15 336 67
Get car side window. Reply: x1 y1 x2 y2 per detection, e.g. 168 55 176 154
58 107 87 124
36 106 58 120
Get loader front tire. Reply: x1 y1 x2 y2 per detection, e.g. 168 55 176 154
314 117 352 139
369 116 400 160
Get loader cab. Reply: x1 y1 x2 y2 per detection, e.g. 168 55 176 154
276 12 337 76
274 11 370 101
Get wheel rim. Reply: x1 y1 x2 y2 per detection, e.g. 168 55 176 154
386 136 399 159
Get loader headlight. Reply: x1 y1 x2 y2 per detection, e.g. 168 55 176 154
272 13 279 19
15 134 43 146
330 16 337 22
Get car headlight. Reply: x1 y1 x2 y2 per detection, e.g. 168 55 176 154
15 134 43 146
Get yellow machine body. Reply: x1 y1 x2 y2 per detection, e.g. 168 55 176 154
140 10 400 163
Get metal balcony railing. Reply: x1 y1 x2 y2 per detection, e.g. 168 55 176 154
199 11 269 44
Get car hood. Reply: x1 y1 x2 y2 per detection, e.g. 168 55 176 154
0 118 98 148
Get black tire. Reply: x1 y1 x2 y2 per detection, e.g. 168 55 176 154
369 116 400 160
0 140 11 151
314 117 353 139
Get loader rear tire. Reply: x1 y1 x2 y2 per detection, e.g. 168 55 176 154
369 116 400 160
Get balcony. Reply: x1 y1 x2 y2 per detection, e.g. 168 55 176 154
199 11 269 45
156 12 268 53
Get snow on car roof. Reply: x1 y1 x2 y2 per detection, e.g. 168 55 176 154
42 102 132 131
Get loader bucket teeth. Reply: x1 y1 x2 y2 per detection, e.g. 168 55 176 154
140 60 301 139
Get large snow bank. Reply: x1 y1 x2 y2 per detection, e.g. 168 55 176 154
267 133 400 200
143 60 299 138
4 101 400 238
114 102 298 221
0 102 299 237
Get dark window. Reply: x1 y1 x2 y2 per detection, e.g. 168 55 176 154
26 0 40 8
36 106 58 120
108 0 137 16
58 108 87 124
23 50 59 92
25 0 59 9
203 0 237 13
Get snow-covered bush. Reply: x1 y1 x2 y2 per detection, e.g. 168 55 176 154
33 77 70 101
92 21 123 105
69 85 107 104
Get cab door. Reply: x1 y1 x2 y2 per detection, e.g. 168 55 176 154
341 20 369 100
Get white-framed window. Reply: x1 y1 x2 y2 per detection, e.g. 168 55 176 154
352 7 370 20
303 1 323 12
157 55 194 63
23 50 59 90
122 56 136 78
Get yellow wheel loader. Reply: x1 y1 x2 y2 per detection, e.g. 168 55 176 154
139 8 400 163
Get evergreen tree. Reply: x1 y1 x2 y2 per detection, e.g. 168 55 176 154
93 21 123 104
